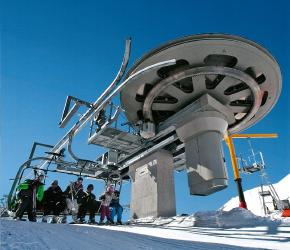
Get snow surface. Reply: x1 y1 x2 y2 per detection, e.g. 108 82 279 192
1 176 290 250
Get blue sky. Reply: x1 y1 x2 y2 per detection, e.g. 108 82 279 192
1 1 290 221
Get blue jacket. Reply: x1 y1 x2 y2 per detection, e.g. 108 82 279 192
110 198 123 210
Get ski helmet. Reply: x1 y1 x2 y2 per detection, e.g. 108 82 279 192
107 186 114 192
51 180 58 185
36 172 44 180
87 184 94 190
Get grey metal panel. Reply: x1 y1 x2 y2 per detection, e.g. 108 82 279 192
155 98 202 133
55 165 99 177
87 126 143 154
173 154 187 172
185 132 228 196
121 134 178 169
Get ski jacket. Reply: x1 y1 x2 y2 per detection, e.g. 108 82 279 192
42 186 64 204
63 182 83 204
99 191 117 207
110 198 123 210
81 190 96 204
17 179 45 201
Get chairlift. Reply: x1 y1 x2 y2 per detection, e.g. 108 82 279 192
2 142 126 220
4 165 125 220
236 138 265 175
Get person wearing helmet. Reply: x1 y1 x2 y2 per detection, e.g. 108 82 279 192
77 184 98 224
13 174 45 221
59 177 83 224
41 180 64 223
98 186 118 225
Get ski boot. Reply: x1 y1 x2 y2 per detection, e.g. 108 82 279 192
69 215 79 224
99 220 105 225
58 216 67 224
13 216 26 221
41 216 48 223
106 219 115 225
116 220 123 225
50 215 58 224
79 217 87 224
88 218 97 224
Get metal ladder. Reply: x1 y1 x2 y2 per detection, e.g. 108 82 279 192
260 169 283 213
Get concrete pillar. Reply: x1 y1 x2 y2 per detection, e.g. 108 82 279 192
129 149 176 219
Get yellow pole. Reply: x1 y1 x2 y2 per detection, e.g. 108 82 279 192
224 131 247 208
224 132 240 179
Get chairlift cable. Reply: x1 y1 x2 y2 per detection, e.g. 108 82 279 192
247 137 252 149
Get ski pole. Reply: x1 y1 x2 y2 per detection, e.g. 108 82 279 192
69 181 75 211
32 187 36 220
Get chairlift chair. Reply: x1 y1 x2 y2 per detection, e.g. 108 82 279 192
236 139 265 175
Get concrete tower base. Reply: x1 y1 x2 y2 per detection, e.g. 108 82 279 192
129 149 176 219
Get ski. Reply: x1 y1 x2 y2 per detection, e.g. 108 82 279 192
87 222 98 225
69 221 79 224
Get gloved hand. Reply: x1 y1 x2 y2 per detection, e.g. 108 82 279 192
28 181 37 189
99 195 105 201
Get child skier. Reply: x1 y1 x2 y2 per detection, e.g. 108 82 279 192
109 190 123 225
99 186 118 225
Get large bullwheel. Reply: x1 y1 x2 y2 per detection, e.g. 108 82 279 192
120 34 282 136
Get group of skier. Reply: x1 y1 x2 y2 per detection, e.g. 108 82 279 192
12 174 123 225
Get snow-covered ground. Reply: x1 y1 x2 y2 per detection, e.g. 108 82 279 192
1 175 290 250
220 174 290 217
1 208 290 250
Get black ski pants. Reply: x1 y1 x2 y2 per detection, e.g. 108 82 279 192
43 201 62 216
15 196 34 221
78 200 98 219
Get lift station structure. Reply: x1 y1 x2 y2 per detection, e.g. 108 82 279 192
7 34 282 219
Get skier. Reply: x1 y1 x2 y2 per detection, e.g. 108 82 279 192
13 174 45 221
109 190 123 225
41 180 65 223
99 186 118 225
59 177 84 224
78 184 99 224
